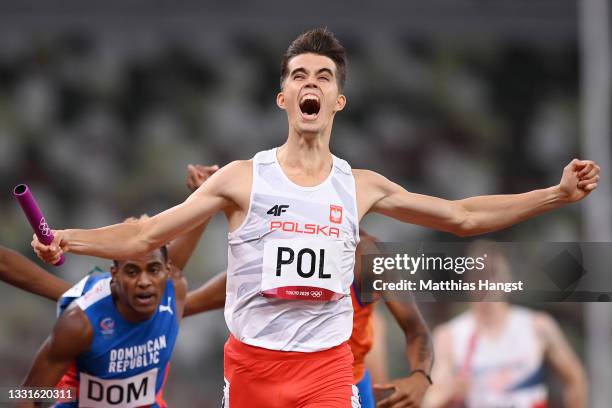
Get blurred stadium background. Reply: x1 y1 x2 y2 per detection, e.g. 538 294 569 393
0 1 610 406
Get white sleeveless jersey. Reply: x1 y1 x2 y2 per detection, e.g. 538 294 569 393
450 307 548 408
225 148 360 352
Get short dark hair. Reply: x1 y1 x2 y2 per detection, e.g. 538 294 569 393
280 27 347 91
113 245 168 268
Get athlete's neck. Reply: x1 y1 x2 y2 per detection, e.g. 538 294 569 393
472 302 510 332
277 135 333 186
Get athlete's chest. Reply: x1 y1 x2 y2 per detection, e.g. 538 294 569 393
80 309 177 377
258 193 351 237
464 325 544 381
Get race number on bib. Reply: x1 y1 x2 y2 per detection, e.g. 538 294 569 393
261 239 347 301
78 368 157 408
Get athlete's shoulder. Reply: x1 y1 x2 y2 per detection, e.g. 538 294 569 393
353 169 392 190
52 305 94 355
74 277 112 311
201 160 252 199
212 160 252 180
531 310 560 338
225 159 253 171
330 154 352 175
57 270 110 317
252 148 276 164
352 168 380 180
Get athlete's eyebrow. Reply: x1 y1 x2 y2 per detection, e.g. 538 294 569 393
290 67 335 77
122 261 140 269
316 68 334 77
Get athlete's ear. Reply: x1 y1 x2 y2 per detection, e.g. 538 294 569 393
334 94 346 112
276 91 286 110
110 265 118 281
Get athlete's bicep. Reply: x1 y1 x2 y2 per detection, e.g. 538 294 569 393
357 169 464 234
23 308 92 387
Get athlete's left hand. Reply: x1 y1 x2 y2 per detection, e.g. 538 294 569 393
557 159 600 202
374 373 430 408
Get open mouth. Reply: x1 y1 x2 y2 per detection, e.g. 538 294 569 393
299 94 320 120
135 293 155 306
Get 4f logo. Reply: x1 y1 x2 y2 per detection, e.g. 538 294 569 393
329 205 343 224
267 205 289 216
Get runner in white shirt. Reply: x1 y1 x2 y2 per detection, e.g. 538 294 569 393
32 27 600 408
424 246 588 408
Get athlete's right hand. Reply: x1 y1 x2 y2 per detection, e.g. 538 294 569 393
31 230 66 265
186 164 220 192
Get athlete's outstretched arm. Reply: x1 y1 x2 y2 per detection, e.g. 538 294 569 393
183 271 227 318
374 299 434 408
356 159 600 236
0 246 70 301
18 308 93 407
32 161 251 264
535 313 588 408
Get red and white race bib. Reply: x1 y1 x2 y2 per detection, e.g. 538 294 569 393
261 239 347 301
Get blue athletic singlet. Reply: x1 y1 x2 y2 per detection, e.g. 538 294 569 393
56 267 107 317
54 271 179 408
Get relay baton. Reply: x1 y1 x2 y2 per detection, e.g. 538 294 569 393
13 184 65 266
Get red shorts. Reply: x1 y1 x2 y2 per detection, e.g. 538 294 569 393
223 335 360 408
